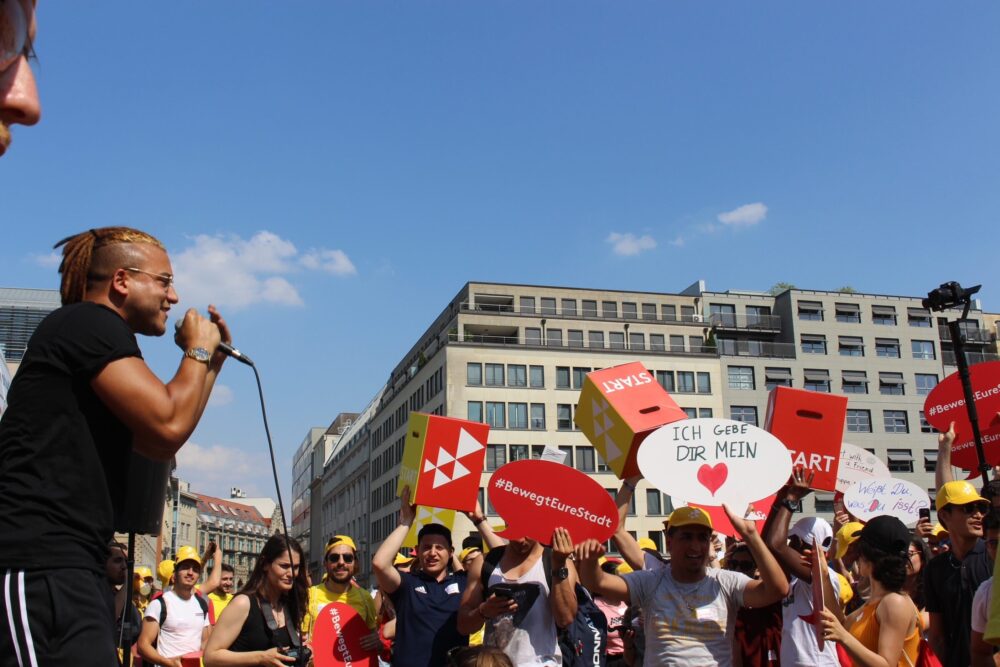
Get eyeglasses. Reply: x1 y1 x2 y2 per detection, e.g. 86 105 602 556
124 267 175 289
953 502 990 516
326 553 355 564
1 0 33 72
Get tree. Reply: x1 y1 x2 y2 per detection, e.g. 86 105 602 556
835 286 858 293
769 282 796 295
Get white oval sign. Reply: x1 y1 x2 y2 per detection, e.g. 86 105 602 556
637 418 793 510
843 477 930 527
836 443 891 494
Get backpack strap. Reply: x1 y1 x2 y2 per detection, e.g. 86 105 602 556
481 545 506 590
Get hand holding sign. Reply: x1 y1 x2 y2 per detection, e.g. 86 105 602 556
638 419 792 513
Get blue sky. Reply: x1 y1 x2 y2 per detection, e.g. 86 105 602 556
2 2 998 505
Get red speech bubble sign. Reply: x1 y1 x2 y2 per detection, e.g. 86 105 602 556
950 426 1000 471
312 601 375 667
686 494 777 539
924 362 1000 467
489 460 619 544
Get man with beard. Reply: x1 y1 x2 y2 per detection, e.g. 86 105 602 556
0 0 41 159
207 564 236 619
305 535 380 654
139 546 212 667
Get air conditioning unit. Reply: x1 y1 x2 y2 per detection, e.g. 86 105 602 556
691 314 703 322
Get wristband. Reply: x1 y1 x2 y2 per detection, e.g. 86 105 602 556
622 480 636 491
472 517 486 526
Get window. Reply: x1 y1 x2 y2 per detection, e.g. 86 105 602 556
915 374 938 396
801 334 827 354
841 371 869 394
677 372 695 392
887 449 914 473
467 401 483 422
908 308 932 327
924 449 938 472
919 411 934 433
650 334 665 351
629 332 645 350
602 301 618 318
557 404 573 430
485 402 506 428
577 447 596 472
699 408 714 418
838 336 864 356
467 363 482 386
798 301 824 320
546 328 563 347
662 304 677 321
680 306 696 322
835 303 861 323
567 329 584 348
556 367 570 389
728 366 755 390
656 370 675 392
697 372 711 393
646 490 662 515
689 336 703 353
710 303 737 327
525 327 541 346
879 372 905 396
764 367 793 390
588 331 605 349
670 335 685 352
622 302 638 319
846 409 872 433
559 446 574 467
582 300 598 317
508 365 527 387
803 369 831 393
609 332 626 350
510 445 529 462
642 303 657 320
519 296 536 314
682 407 698 418
531 445 545 459
486 445 506 471
508 403 528 429
884 410 909 433
911 340 935 360
814 493 836 513
529 365 544 388
572 367 590 389
561 299 577 316
485 363 504 386
530 404 545 429
872 305 897 326
540 298 557 316
746 305 772 327
875 338 901 358
731 406 758 425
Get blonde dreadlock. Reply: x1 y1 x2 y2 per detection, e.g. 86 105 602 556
52 227 165 305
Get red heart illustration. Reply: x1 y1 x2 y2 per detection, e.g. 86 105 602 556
697 463 728 497
869 499 880 512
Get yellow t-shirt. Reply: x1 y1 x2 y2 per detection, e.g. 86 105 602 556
304 582 378 638
208 592 234 620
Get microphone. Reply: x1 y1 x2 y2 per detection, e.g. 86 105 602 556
175 319 255 367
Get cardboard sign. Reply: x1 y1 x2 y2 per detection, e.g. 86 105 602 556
638 419 792 511
574 362 689 478
403 505 457 548
836 444 891 494
685 494 776 539
811 538 826 652
843 477 930 527
397 413 489 512
924 361 1000 436
312 601 375 667
765 387 847 492
489 460 619 543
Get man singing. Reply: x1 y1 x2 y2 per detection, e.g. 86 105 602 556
0 227 232 666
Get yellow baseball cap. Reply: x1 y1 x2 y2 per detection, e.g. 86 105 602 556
393 553 415 566
666 506 713 531
637 537 658 551
134 566 153 581
930 523 948 539
175 545 201 567
834 522 865 560
157 560 175 585
326 535 357 554
458 547 481 563
836 572 854 606
936 481 987 511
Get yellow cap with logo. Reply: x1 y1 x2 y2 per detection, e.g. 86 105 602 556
175 545 201 567
936 481 987 511
325 535 357 554
666 506 713 531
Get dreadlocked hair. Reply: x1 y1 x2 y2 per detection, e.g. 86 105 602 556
53 227 164 305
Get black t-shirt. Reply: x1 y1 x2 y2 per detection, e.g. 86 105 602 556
230 595 294 653
924 539 994 667
0 303 141 572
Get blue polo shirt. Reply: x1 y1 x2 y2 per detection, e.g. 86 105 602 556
389 569 468 667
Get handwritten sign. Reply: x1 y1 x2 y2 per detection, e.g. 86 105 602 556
490 460 619 543
836 444 891 494
924 361 1000 439
764 387 847 492
843 477 930 527
638 419 792 511
685 494 776 539
313 601 375 667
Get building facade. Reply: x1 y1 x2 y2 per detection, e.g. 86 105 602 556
195 493 270 584
0 287 61 373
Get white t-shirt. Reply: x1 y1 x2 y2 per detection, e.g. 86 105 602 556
780 572 841 667
485 553 561 667
972 576 993 634
623 564 750 666
145 591 209 658
644 551 667 571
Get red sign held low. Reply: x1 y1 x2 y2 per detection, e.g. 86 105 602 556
312 601 375 667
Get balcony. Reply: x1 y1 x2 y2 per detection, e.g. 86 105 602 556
709 312 781 333
716 339 797 359
942 350 1000 367
447 330 717 356
939 325 993 345
459 301 703 323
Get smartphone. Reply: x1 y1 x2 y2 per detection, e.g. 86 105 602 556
491 583 517 600
919 507 931 521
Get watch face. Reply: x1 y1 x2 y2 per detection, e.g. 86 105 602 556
188 347 211 362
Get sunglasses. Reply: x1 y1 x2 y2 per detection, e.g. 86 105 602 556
326 553 355 564
1 0 32 72
952 502 990 516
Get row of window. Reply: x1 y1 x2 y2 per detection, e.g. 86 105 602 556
508 296 699 322
730 405 932 435
799 335 936 360
468 401 713 430
522 328 708 353
726 366 939 396
796 301 935 327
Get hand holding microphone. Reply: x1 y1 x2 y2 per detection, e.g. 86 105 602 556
174 306 254 367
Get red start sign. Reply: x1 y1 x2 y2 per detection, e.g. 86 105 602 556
764 387 847 492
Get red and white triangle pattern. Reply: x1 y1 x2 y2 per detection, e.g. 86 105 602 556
591 398 622 463
422 428 486 489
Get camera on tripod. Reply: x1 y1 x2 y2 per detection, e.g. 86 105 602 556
921 281 981 312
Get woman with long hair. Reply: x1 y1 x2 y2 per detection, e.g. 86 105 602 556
820 516 921 667
903 537 931 630
204 535 309 667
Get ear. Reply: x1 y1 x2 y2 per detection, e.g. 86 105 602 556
109 267 131 298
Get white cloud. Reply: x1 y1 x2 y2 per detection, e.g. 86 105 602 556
300 249 357 276
30 251 61 268
175 441 272 497
171 231 355 311
207 384 233 407
669 235 686 248
717 202 768 227
607 232 657 257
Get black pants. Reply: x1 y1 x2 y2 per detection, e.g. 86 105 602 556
1 567 118 667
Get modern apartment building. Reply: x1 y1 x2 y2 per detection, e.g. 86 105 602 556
0 287 61 372
309 280 997 586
